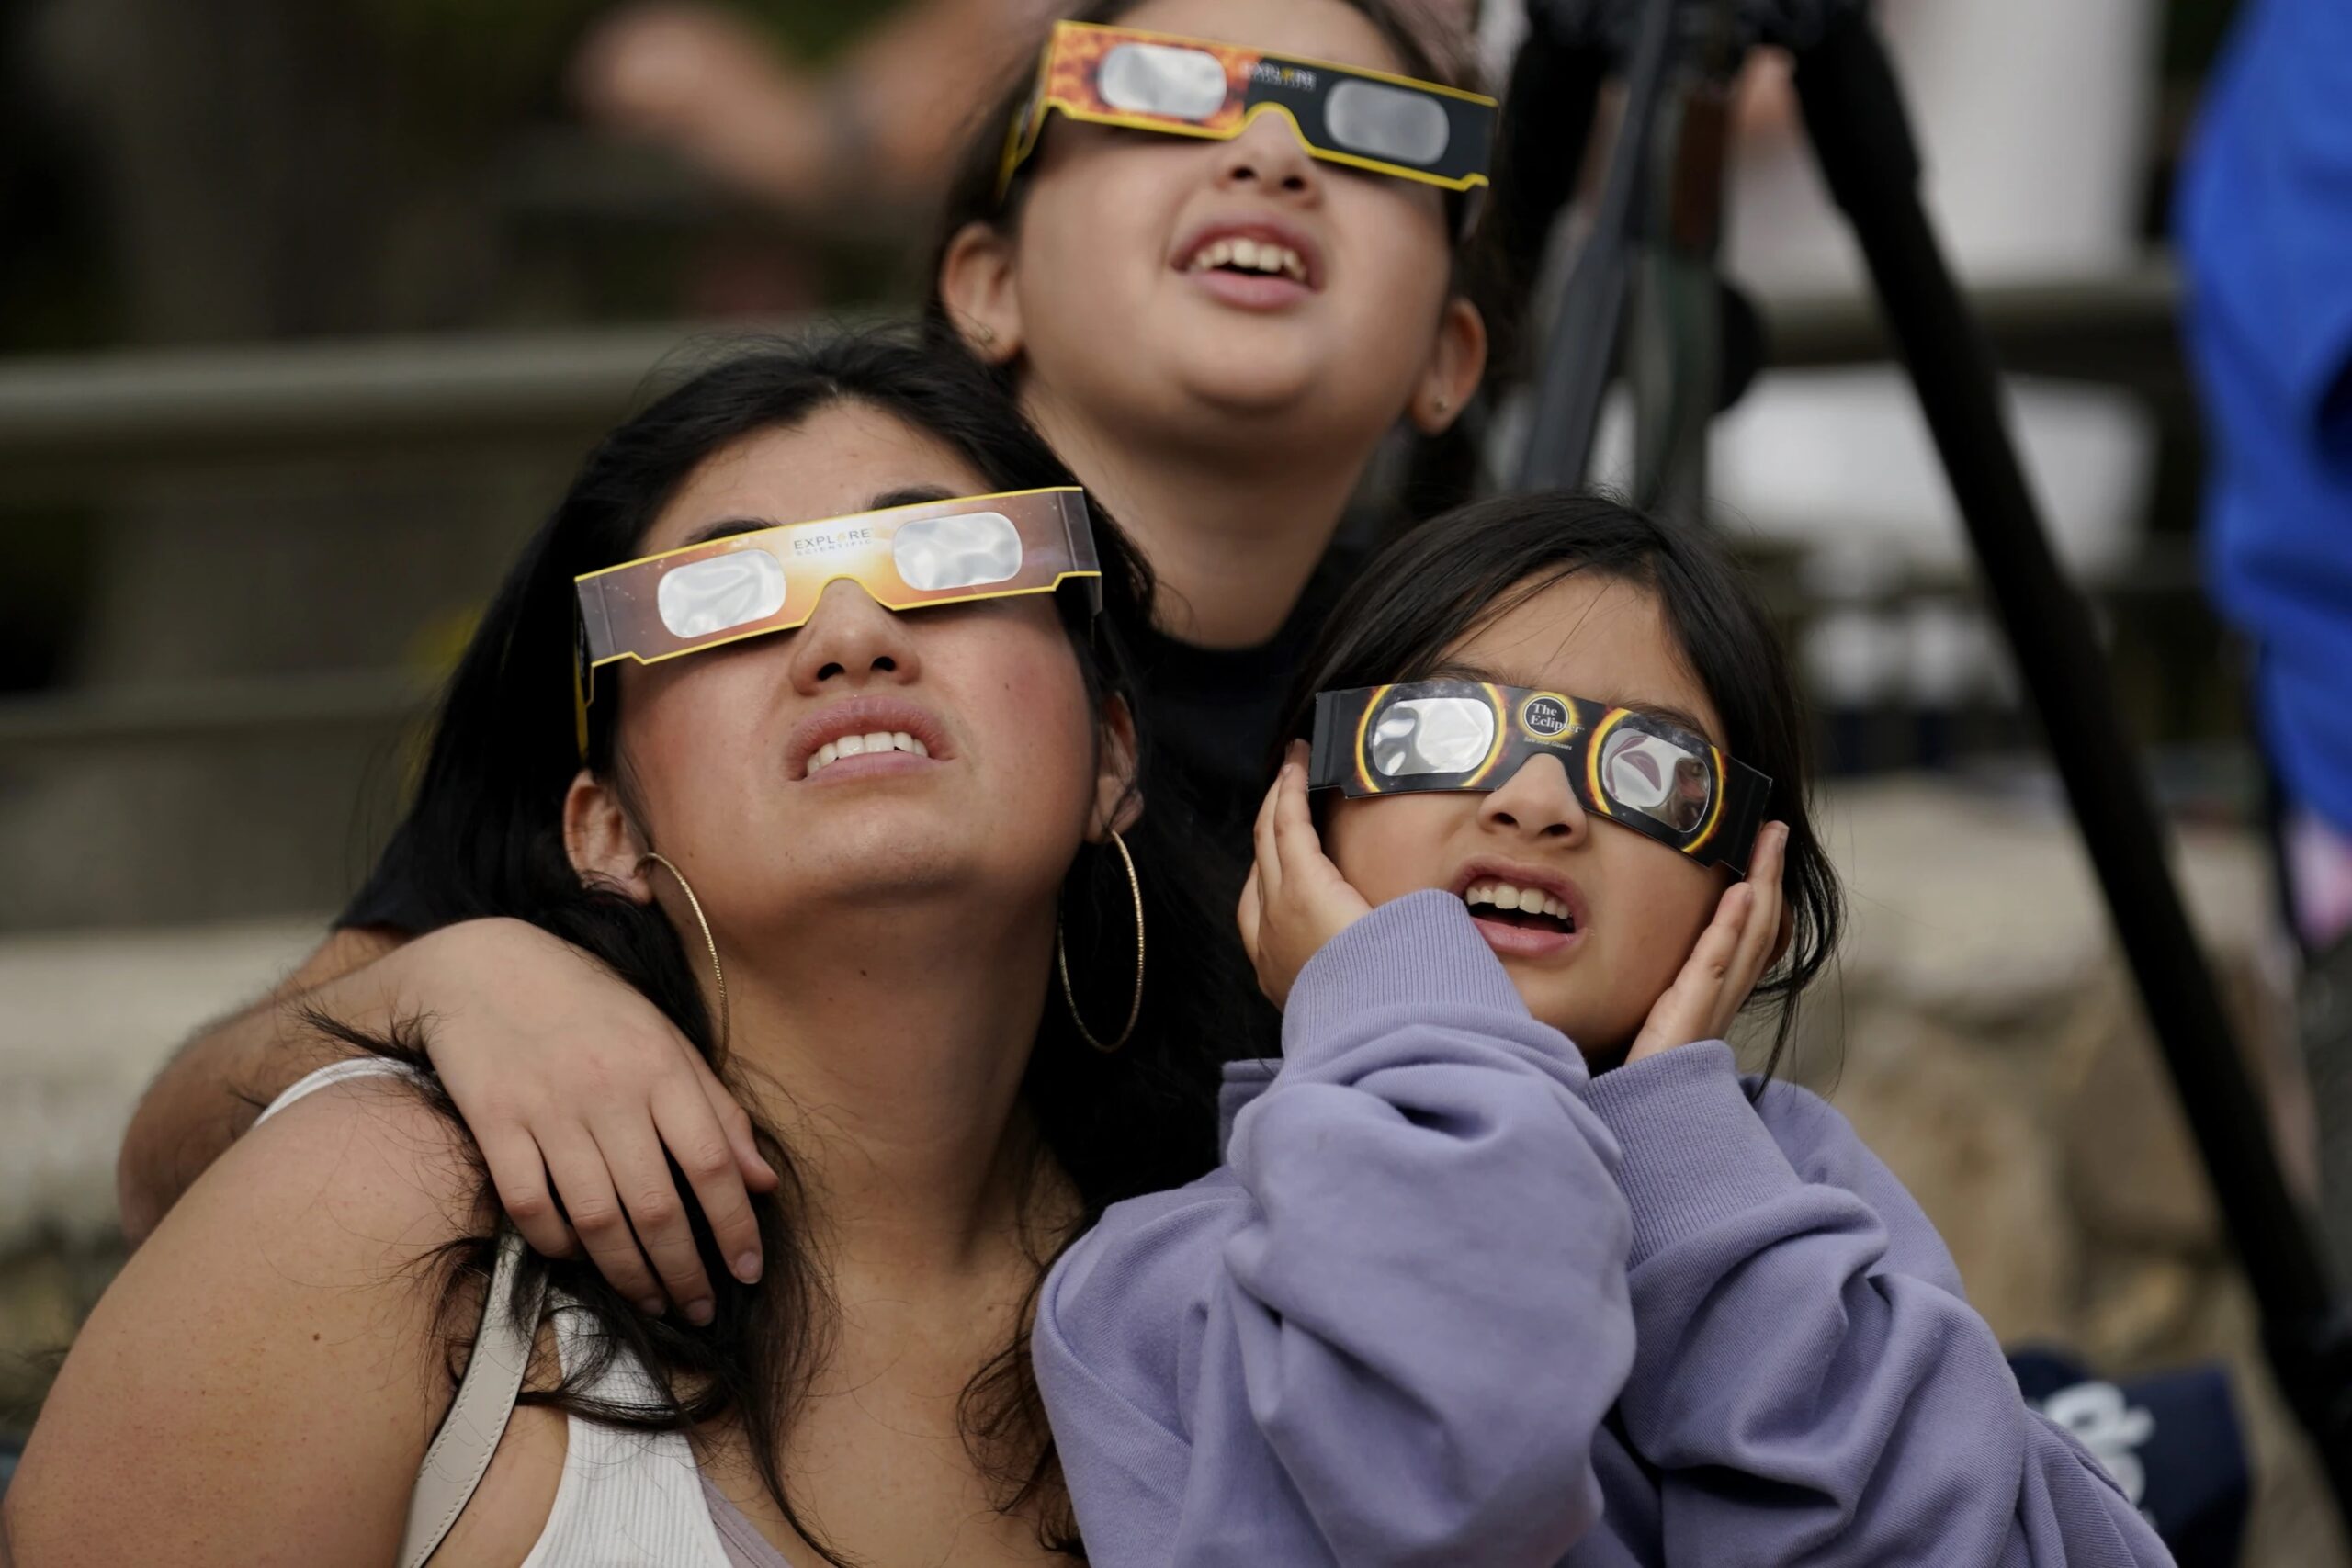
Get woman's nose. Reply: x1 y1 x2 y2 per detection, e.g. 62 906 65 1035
1476 754 1589 844
785 580 922 693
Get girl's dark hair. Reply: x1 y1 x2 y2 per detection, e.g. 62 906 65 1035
917 0 1507 376
1278 491 1842 1078
324 328 1234 1561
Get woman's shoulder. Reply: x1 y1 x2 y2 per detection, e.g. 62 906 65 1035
233 1056 495 1243
6 1064 492 1561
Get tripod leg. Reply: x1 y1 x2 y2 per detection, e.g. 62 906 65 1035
1788 10 2352 1520
1491 19 1607 305
1514 0 1681 491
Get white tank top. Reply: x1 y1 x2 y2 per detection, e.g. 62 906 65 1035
257 1058 792 1567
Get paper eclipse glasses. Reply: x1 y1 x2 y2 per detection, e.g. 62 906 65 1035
572 487 1102 748
998 21 1497 209
1308 681 1772 874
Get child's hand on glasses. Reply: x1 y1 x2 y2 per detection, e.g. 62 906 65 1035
1625 821 1790 1064
1238 741 1374 1009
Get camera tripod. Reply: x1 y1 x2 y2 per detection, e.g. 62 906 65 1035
1495 0 2352 1523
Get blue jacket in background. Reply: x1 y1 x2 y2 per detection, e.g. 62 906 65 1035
2179 0 2352 831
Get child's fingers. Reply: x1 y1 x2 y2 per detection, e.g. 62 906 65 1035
1237 862 1264 965
1251 772 1284 901
1628 882 1752 1063
1270 760 1326 880
1727 823 1788 989
1687 883 1751 993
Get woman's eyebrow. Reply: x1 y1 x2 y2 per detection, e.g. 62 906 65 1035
865 484 961 512
680 516 779 547
1427 661 1715 742
676 487 963 549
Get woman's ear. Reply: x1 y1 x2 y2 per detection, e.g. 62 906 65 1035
1408 296 1488 434
562 767 654 900
937 220 1026 367
1091 695 1144 841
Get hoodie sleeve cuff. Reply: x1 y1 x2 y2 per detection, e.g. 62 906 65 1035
1583 1043 1803 1266
1280 889 1530 1066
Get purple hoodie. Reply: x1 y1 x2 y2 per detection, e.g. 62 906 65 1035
1033 891 2172 1566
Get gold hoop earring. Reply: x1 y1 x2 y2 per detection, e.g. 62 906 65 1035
639 852 729 1061
1057 829 1144 1054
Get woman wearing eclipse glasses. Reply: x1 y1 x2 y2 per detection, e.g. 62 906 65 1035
62 3 2169 1559
22 335 1567 1567
13 359 2167 1560
119 0 1502 1373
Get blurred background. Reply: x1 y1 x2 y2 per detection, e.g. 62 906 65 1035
0 0 2335 1557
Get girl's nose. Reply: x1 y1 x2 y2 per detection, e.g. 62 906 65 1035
1476 754 1589 844
1212 114 1322 204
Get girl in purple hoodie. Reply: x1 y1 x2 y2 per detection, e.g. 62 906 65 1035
1032 492 2173 1567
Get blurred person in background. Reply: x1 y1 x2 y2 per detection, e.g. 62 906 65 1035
572 0 1484 228
2177 0 2352 1273
572 0 1060 230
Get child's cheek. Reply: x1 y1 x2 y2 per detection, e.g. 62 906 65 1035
1321 795 1462 907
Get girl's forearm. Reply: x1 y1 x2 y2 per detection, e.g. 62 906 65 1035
1588 1046 2169 1564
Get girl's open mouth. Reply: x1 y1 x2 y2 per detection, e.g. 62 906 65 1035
1170 220 1324 311
1464 880 1577 935
1458 874 1586 959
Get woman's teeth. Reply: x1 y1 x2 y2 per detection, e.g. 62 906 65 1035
1463 882 1577 928
808 731 929 775
1185 236 1308 283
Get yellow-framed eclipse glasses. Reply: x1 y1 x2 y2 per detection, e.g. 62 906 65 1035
1307 680 1773 874
572 486 1102 752
997 21 1498 210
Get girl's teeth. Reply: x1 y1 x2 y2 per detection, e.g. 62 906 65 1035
1188 238 1307 282
815 741 838 770
861 731 892 753
835 734 866 758
1460 882 1576 925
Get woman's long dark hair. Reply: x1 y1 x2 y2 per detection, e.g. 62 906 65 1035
322 328 1237 1561
1278 492 1843 1079
916 0 1509 405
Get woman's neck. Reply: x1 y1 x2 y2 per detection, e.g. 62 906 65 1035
718 894 1071 1281
1026 389 1381 650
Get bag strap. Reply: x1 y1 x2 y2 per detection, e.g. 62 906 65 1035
399 1227 549 1568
